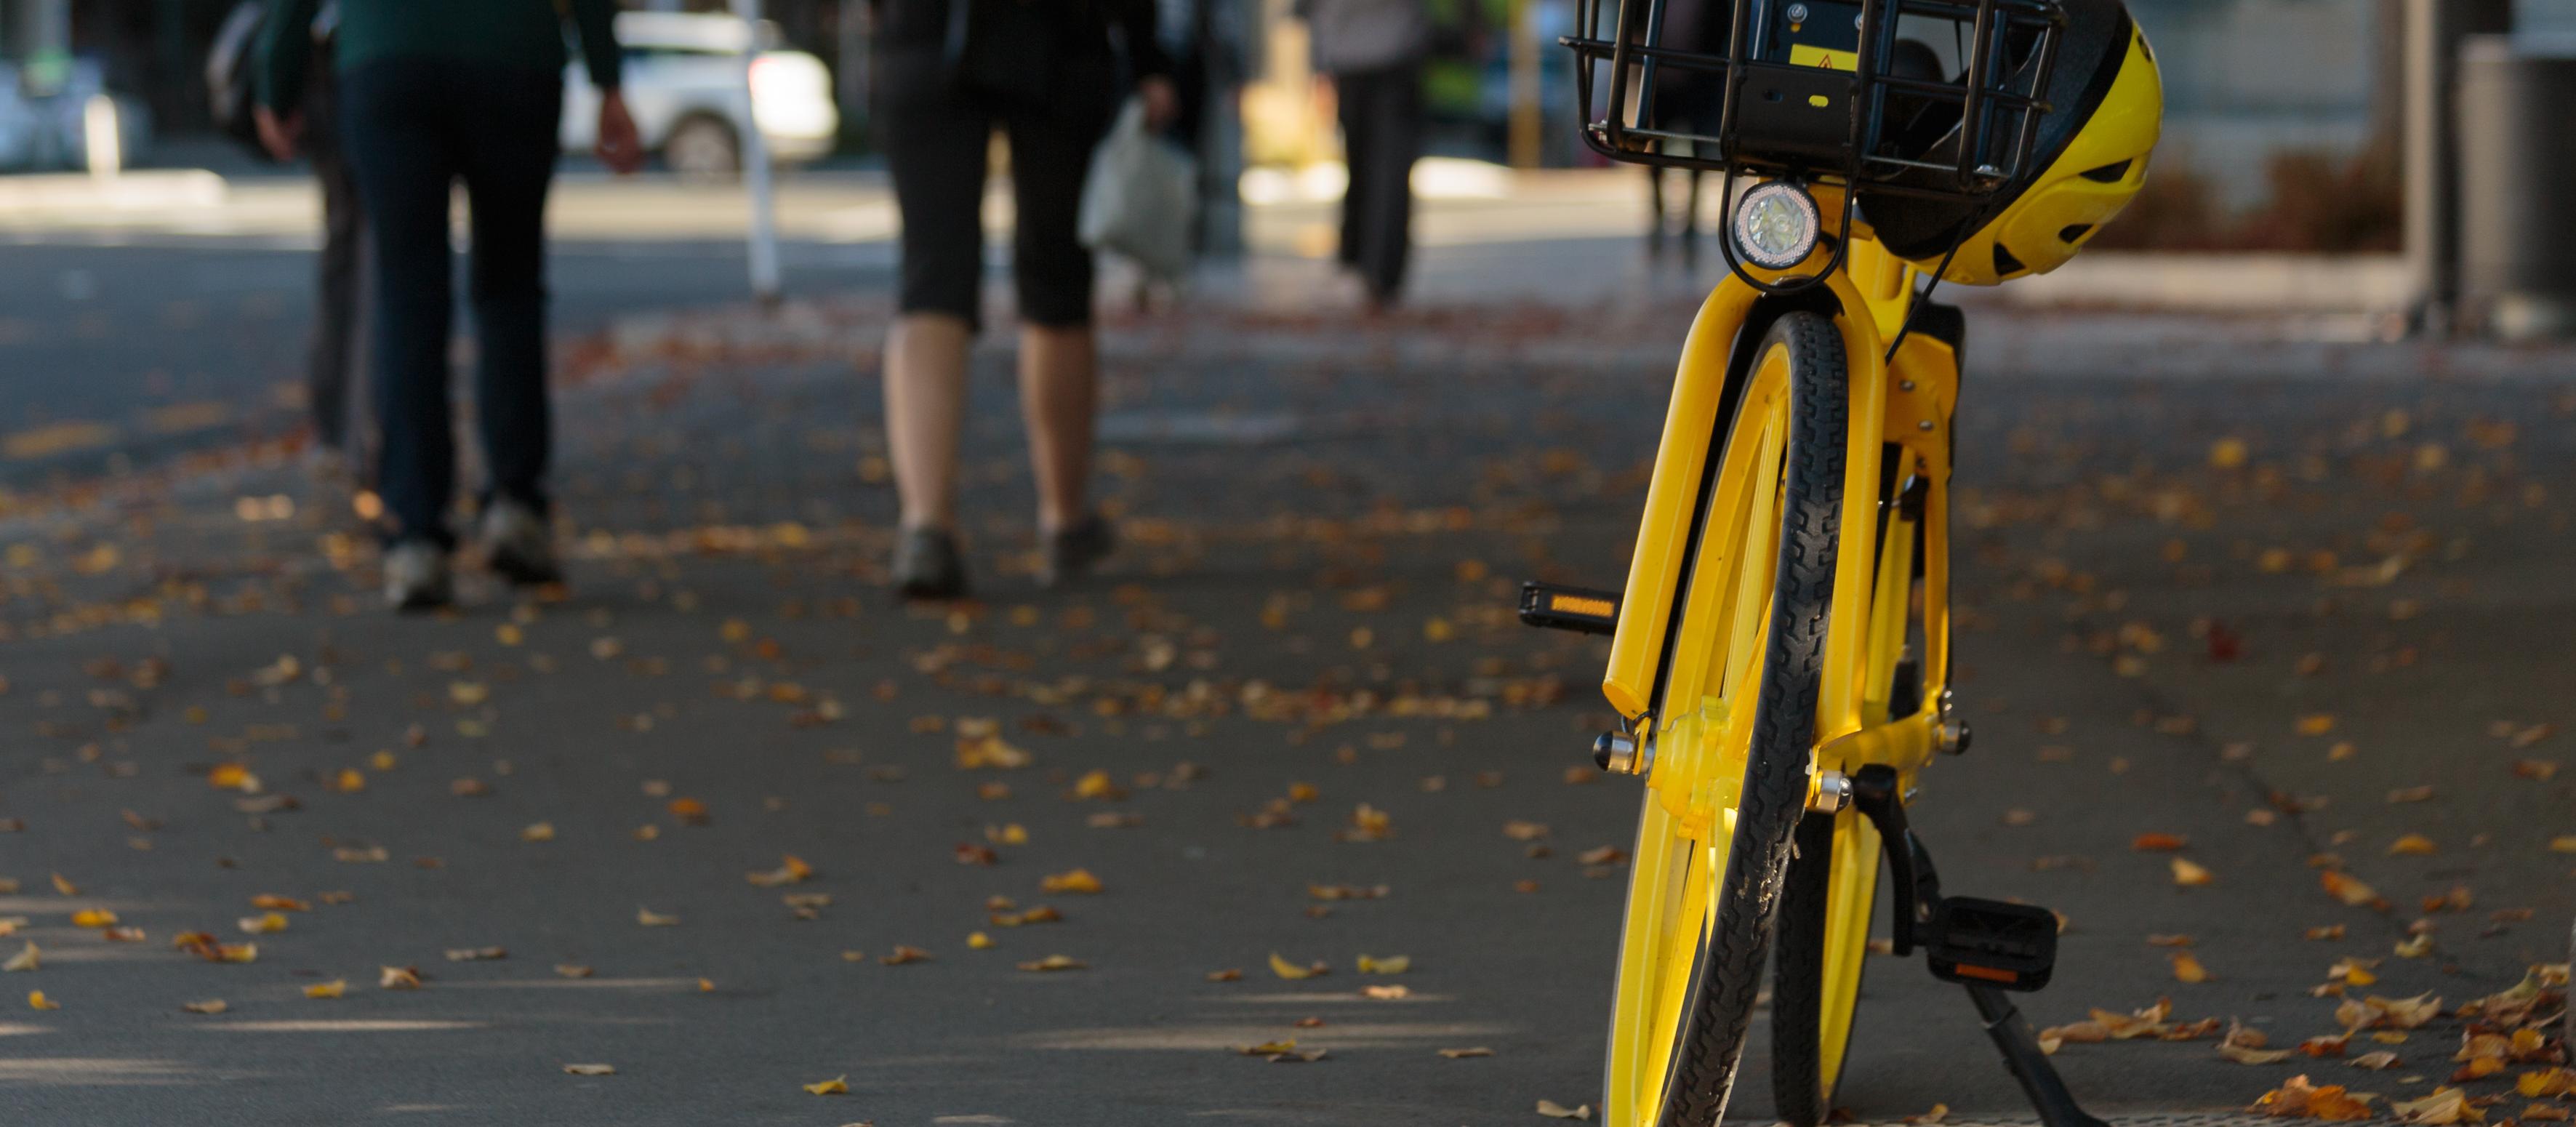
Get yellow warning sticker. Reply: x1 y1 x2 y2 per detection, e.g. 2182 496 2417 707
1789 44 1859 71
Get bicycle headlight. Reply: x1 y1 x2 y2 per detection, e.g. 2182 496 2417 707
1732 181 1821 271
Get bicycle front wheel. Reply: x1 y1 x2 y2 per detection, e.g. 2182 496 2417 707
1604 310 1850 1127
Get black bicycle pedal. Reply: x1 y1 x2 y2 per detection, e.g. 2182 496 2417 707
1518 582 1621 636
1924 897 2058 992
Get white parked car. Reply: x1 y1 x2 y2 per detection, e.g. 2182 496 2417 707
562 12 838 180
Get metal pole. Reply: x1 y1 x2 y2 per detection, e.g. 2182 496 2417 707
2402 0 2511 336
734 0 784 306
1509 0 1540 169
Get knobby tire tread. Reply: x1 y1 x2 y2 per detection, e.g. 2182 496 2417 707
1770 811 1850 1126
1658 310 1849 1126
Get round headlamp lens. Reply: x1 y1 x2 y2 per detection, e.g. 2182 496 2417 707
1733 182 1820 270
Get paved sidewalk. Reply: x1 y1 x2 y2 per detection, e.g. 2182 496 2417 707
1 268 2572 1126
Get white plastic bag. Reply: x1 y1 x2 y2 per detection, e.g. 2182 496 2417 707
1078 97 1199 283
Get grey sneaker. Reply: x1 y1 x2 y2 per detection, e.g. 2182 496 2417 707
1039 515 1115 590
478 498 560 586
382 540 453 611
891 526 968 601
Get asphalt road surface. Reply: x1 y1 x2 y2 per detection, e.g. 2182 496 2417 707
0 176 2572 1126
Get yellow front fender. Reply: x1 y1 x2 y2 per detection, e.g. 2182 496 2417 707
1602 268 1891 731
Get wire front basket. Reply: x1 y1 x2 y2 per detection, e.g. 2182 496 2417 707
1565 0 2066 207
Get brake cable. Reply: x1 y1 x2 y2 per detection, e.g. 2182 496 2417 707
1883 238 1963 365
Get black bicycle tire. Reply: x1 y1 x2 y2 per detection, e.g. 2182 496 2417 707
1769 810 1868 1126
1655 310 1850 1126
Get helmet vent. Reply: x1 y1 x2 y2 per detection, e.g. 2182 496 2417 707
2078 159 2134 184
1992 244 2027 277
2058 223 2095 244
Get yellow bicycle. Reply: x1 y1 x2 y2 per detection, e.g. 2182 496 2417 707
1521 1 2162 1123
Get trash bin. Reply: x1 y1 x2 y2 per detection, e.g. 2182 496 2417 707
2457 35 2576 339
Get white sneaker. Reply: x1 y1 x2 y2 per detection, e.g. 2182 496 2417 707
382 540 452 611
478 498 561 586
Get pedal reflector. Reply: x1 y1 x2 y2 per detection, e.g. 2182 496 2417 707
1518 582 1621 636
1924 897 2058 992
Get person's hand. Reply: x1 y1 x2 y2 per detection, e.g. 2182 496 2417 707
595 89 644 175
1138 75 1179 131
254 105 302 161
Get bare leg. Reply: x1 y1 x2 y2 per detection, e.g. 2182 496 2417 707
883 312 974 532
1017 322 1099 533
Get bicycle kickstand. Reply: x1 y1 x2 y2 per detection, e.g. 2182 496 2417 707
1847 766 2114 1127
1966 984 2113 1127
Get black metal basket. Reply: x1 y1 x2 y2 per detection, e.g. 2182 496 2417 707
1565 0 2068 286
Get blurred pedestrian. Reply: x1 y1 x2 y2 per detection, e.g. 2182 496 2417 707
869 0 1176 600
297 2 366 476
1301 0 1430 309
254 0 643 610
1637 0 1724 265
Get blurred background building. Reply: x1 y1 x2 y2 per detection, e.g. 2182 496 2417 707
7 0 2576 263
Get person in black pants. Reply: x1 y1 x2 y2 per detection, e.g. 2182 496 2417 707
1301 0 1431 308
255 0 642 610
300 15 366 473
870 0 1175 599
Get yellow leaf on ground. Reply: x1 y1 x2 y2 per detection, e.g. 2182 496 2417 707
2388 834 2436 855
2172 857 2214 886
746 854 815 887
2350 1051 2401 1070
2388 1088 2473 1126
1268 952 1323 980
636 907 680 927
2296 715 2337 736
1039 868 1102 894
966 932 992 950
2319 870 2386 910
238 913 289 934
181 998 228 1014
2548 835 2576 854
1016 955 1085 972
521 822 556 842
2172 951 2211 983
562 1063 615 1076
2252 1075 2376 1120
802 1075 849 1096
4 943 37 972
1535 1099 1593 1120
880 946 931 966
1363 984 1411 1000
1438 1046 1493 1059
303 979 346 999
49 874 77 896
1355 954 1411 974
69 910 117 929
28 990 59 1010
379 966 422 990
2220 1022 2292 1064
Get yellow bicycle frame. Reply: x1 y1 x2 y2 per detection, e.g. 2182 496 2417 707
1602 231 1958 794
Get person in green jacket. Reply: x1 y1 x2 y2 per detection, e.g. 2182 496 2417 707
255 0 643 610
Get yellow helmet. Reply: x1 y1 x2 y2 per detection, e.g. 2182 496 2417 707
1863 1 2164 286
